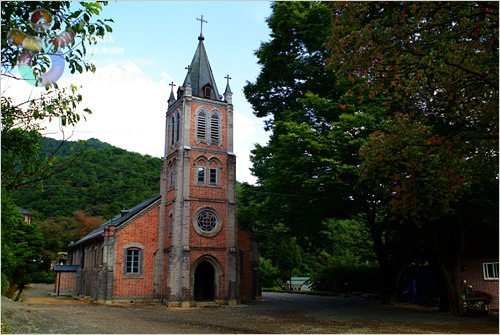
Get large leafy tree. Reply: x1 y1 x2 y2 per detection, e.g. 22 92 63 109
328 1 498 313
244 2 370 244
1 1 113 294
242 1 394 296
243 1 398 294
1 1 113 190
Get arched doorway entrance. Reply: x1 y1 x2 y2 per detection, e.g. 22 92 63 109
194 261 215 301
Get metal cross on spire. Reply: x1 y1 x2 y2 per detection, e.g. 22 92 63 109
196 15 207 36
169 81 175 91
224 74 232 85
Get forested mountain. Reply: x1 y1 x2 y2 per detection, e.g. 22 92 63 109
11 137 162 222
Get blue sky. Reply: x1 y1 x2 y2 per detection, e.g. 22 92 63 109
5 1 273 184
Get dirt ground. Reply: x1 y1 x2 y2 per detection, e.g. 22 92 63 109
1 283 498 334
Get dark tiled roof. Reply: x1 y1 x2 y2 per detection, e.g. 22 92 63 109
17 207 33 216
70 194 161 247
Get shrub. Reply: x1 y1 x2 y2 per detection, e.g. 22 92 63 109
309 253 381 294
1 274 10 296
30 271 55 284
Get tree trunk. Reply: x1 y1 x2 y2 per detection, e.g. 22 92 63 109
437 263 464 313
379 264 405 304
366 208 409 305
429 219 465 314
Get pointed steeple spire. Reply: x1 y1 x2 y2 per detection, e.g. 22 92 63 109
182 16 220 100
168 81 176 106
224 74 232 104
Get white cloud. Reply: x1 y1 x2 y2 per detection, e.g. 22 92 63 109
233 111 268 185
4 64 267 184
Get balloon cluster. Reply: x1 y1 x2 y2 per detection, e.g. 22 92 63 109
7 9 75 87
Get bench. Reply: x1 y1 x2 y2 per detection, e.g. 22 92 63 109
463 285 491 315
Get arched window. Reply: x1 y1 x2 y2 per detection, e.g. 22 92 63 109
176 111 181 142
208 160 220 185
210 111 220 144
197 110 207 141
168 163 176 189
169 213 173 237
170 114 176 146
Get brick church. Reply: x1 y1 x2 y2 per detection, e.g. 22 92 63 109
55 24 261 307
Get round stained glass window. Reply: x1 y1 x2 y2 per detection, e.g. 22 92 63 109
196 210 218 234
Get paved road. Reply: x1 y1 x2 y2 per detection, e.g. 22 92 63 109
1 284 497 333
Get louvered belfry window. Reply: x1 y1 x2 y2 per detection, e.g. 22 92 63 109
210 112 219 144
197 110 207 140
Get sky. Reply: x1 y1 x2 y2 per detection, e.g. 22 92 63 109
3 1 273 184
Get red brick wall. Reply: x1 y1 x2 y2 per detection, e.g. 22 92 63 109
54 272 77 294
238 229 255 300
112 204 160 300
461 258 499 311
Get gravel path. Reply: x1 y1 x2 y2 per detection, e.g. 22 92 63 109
1 284 498 333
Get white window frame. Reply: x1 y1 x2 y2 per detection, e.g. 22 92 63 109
125 248 142 274
483 262 499 280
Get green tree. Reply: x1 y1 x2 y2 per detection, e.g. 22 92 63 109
244 2 361 246
309 218 379 294
243 1 399 300
243 0 394 282
1 1 113 190
12 138 162 221
328 1 498 313
1 1 114 296
1 190 45 299
237 182 303 288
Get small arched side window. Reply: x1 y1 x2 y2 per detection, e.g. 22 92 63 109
170 114 176 146
168 162 176 189
176 111 181 142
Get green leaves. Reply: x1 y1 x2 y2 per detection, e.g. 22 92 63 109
2 2 113 81
1 2 113 190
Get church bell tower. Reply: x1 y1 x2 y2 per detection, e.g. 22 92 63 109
157 17 239 307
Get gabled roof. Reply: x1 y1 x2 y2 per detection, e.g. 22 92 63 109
70 194 161 247
17 207 33 216
183 35 220 100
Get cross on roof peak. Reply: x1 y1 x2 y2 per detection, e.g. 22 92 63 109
196 15 207 36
